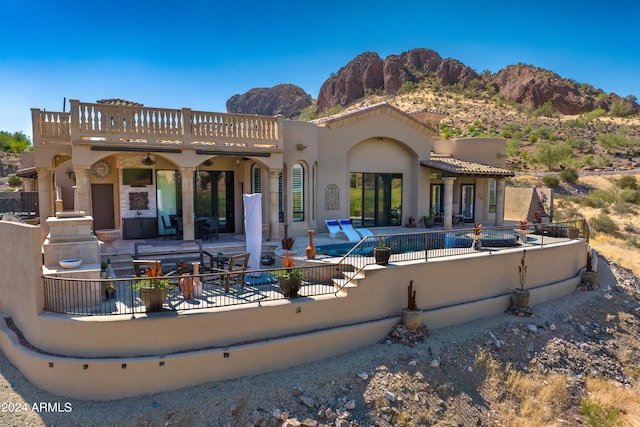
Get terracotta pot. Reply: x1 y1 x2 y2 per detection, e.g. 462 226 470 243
139 288 168 312
401 308 422 330
179 275 194 299
306 230 316 259
511 288 530 308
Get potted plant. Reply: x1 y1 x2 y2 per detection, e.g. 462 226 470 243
103 282 116 300
472 223 483 250
519 220 529 244
422 208 436 228
131 260 175 312
273 251 305 297
373 235 391 265
179 273 195 299
511 250 530 308
401 280 422 330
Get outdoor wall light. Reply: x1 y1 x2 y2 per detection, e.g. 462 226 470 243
141 153 155 165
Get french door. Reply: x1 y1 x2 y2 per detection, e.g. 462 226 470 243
461 184 475 221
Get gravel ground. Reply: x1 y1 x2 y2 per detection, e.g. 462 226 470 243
0 255 638 426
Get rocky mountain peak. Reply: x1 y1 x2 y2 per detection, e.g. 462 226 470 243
225 84 312 119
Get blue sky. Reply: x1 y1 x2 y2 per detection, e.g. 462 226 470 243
1 0 638 139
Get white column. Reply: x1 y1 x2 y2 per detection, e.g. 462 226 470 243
443 177 455 229
267 168 281 241
180 167 196 240
495 178 506 226
74 167 91 214
36 167 54 241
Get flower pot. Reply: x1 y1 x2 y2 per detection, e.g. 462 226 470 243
306 230 316 259
179 275 194 300
278 277 301 298
582 271 598 286
401 308 423 330
374 247 391 265
104 287 116 300
139 288 168 312
424 217 435 228
511 288 530 308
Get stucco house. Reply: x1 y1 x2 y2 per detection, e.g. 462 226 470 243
0 99 589 400
30 100 513 241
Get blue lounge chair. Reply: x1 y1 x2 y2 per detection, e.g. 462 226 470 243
339 218 373 239
325 219 360 242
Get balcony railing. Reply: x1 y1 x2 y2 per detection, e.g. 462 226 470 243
35 100 282 149
42 220 587 317
43 263 338 316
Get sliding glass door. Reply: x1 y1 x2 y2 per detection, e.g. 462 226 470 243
350 172 402 227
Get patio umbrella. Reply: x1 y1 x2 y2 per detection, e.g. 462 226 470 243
243 193 262 273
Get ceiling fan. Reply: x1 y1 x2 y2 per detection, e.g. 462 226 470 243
141 153 155 166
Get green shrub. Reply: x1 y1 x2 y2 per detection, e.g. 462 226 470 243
580 399 619 427
618 188 640 204
584 189 616 208
589 213 619 235
559 168 579 184
610 101 631 117
542 174 560 188
617 175 637 190
8 175 21 187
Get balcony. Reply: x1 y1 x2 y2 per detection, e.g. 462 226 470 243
33 100 283 152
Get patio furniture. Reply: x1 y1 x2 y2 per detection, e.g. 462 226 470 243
161 216 177 239
133 240 214 275
209 252 250 292
325 219 360 242
197 216 219 241
338 218 373 238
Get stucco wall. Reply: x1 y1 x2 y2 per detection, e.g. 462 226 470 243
0 220 588 399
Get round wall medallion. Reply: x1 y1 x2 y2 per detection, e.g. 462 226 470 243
91 159 112 178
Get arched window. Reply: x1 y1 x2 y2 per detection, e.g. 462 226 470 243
292 163 304 222
251 164 261 194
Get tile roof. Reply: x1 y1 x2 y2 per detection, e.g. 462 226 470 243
420 156 514 177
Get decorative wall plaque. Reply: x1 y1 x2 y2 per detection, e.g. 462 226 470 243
129 192 149 210
91 159 112 178
325 184 339 210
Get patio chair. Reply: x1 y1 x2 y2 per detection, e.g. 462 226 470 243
339 218 373 239
209 252 250 292
161 216 177 239
325 219 360 242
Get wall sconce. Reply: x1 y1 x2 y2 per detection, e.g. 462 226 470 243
66 168 76 181
296 143 307 151
203 159 213 166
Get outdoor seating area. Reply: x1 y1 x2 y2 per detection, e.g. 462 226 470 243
325 219 373 242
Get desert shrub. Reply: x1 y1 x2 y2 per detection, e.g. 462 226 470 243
398 81 417 95
581 399 619 427
559 168 579 184
589 213 619 235
584 189 616 208
612 201 637 215
610 101 631 117
617 175 637 190
542 174 560 188
584 108 606 122
8 175 21 187
567 137 589 152
618 188 640 204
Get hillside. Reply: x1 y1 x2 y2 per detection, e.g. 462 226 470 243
228 48 640 173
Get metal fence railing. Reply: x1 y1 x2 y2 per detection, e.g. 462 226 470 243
43 263 339 316
0 192 38 217
333 218 587 293
42 218 587 316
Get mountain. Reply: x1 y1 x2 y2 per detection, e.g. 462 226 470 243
226 48 638 119
225 84 312 119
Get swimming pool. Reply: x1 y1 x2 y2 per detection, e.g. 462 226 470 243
316 231 519 256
